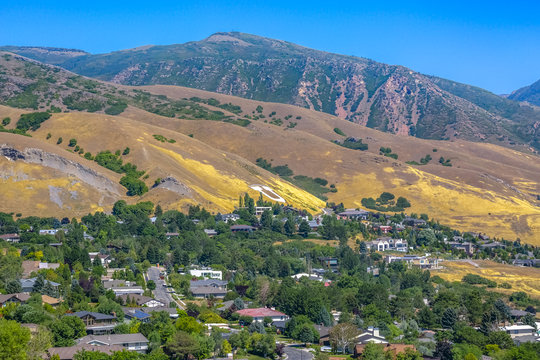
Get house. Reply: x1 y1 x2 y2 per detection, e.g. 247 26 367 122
355 327 388 344
500 325 536 339
22 260 60 278
403 217 427 227
255 207 273 216
319 257 339 271
235 308 289 322
385 255 440 269
77 333 149 353
20 277 60 294
377 225 392 234
204 229 218 237
220 214 240 223
337 209 370 221
89 253 113 267
190 268 223 280
47 344 125 360
0 293 30 307
123 308 152 323
308 219 322 231
230 225 256 232
190 279 228 299
41 294 61 307
369 238 408 252
103 280 144 296
65 311 117 335
191 286 228 298
119 294 166 308
315 324 333 345
0 233 20 243
39 229 59 236
479 242 505 250
448 241 475 256
354 344 416 358
190 279 228 289
513 259 540 267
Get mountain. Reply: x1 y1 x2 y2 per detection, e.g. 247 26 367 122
4 32 539 151
0 52 539 244
508 78 540 107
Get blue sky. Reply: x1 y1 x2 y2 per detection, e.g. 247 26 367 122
1 0 539 94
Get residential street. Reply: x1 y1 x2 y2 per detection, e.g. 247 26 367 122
283 345 314 360
147 266 182 308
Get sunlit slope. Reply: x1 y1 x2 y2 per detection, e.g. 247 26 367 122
118 86 540 244
1 110 324 216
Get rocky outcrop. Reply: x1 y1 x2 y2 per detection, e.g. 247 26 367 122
0 145 122 195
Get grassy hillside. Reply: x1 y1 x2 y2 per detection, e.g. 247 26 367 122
0 107 324 217
433 260 540 299
0 54 538 244
6 32 539 151
123 85 540 244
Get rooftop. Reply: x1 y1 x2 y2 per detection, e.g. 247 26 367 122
235 308 287 318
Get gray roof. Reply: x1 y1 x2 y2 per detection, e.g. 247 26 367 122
66 311 116 321
510 309 533 317
48 344 124 360
20 277 60 288
191 286 228 295
78 333 148 346
190 279 228 288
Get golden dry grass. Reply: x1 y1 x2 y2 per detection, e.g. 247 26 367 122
433 260 540 299
1 83 539 245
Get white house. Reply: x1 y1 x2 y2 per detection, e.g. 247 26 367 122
39 229 59 236
501 325 536 339
189 268 223 280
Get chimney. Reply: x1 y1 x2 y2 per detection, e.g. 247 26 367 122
373 328 380 338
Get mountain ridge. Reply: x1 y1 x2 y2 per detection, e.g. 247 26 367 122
3 32 539 151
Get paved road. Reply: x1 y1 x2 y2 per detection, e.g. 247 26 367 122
283 346 314 360
147 266 177 307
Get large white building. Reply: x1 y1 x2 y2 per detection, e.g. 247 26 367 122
189 269 223 280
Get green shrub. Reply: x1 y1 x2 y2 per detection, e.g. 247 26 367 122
57 137 63 145
16 112 51 131
120 176 148 196
334 127 346 136
68 139 77 147
1 117 10 126
122 147 130 155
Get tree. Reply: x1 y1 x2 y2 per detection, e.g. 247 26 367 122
329 323 360 354
249 321 266 334
233 297 245 310
6 279 22 294
57 137 63 144
434 340 453 360
26 326 52 360
261 210 273 229
486 331 514 349
441 308 457 329
68 138 77 147
147 280 156 291
361 342 390 360
32 275 45 293
164 331 200 360
0 319 31 360
298 220 310 236
315 306 333 326
50 316 86 346
221 340 232 356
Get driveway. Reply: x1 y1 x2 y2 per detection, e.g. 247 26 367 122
284 345 314 360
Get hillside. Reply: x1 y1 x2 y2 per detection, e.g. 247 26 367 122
508 78 540 107
0 53 538 244
5 32 539 151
